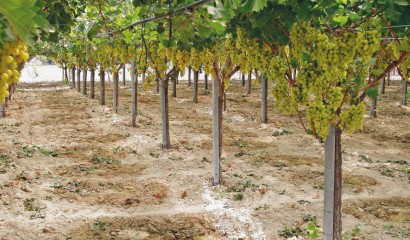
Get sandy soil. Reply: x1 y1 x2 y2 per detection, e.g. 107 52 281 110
0 79 409 240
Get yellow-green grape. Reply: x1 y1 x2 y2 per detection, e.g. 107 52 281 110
339 103 366 134
0 40 29 104
307 99 331 140
326 87 344 112
355 29 381 64
190 48 202 71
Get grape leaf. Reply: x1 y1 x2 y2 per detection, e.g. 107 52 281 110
392 0 410 6
333 15 348 26
0 0 37 42
252 0 267 12
398 41 409 51
365 87 379 99
87 23 101 40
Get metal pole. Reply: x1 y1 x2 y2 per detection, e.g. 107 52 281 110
261 73 268 123
402 79 408 106
131 59 137 127
212 77 220 185
0 104 4 118
323 124 336 240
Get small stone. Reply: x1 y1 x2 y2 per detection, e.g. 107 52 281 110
42 227 54 233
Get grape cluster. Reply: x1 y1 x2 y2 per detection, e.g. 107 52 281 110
0 40 29 104
339 103 366 133
277 22 384 140
355 29 381 64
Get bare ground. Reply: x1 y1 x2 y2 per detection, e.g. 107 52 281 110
0 79 409 240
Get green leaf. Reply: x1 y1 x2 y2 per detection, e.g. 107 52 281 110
365 87 379 99
241 0 255 13
392 0 410 6
122 29 133 44
209 21 226 35
333 15 349 26
87 23 101 40
207 6 234 20
301 53 310 62
290 59 298 68
352 225 361 236
406 92 410 100
252 0 267 12
197 24 213 38
0 0 41 42
398 41 409 51
371 68 384 77
294 1 313 21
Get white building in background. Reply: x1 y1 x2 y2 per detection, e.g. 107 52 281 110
20 58 403 83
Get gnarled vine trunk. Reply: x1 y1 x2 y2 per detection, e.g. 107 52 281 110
71 67 76 89
247 70 252 95
82 66 87 95
193 70 199 103
99 69 105 105
90 69 95 99
76 67 81 92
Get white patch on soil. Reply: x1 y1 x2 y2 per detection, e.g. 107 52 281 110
231 115 245 122
202 185 266 240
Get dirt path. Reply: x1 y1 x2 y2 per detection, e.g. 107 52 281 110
0 81 409 239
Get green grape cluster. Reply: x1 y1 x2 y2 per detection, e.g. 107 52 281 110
269 55 301 114
394 37 410 79
355 29 381 64
0 40 29 104
306 99 331 139
326 87 344 112
189 48 203 72
279 22 381 140
339 103 366 134
175 50 189 75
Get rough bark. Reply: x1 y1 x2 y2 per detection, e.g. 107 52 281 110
99 69 105 105
76 67 81 92
172 77 177 97
247 70 252 95
64 66 69 82
188 67 192 87
71 67 76 89
223 92 227 112
90 69 95 99
381 77 386 94
242 73 245 86
193 70 199 103
82 66 87 95
205 74 208 91
122 65 126 86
